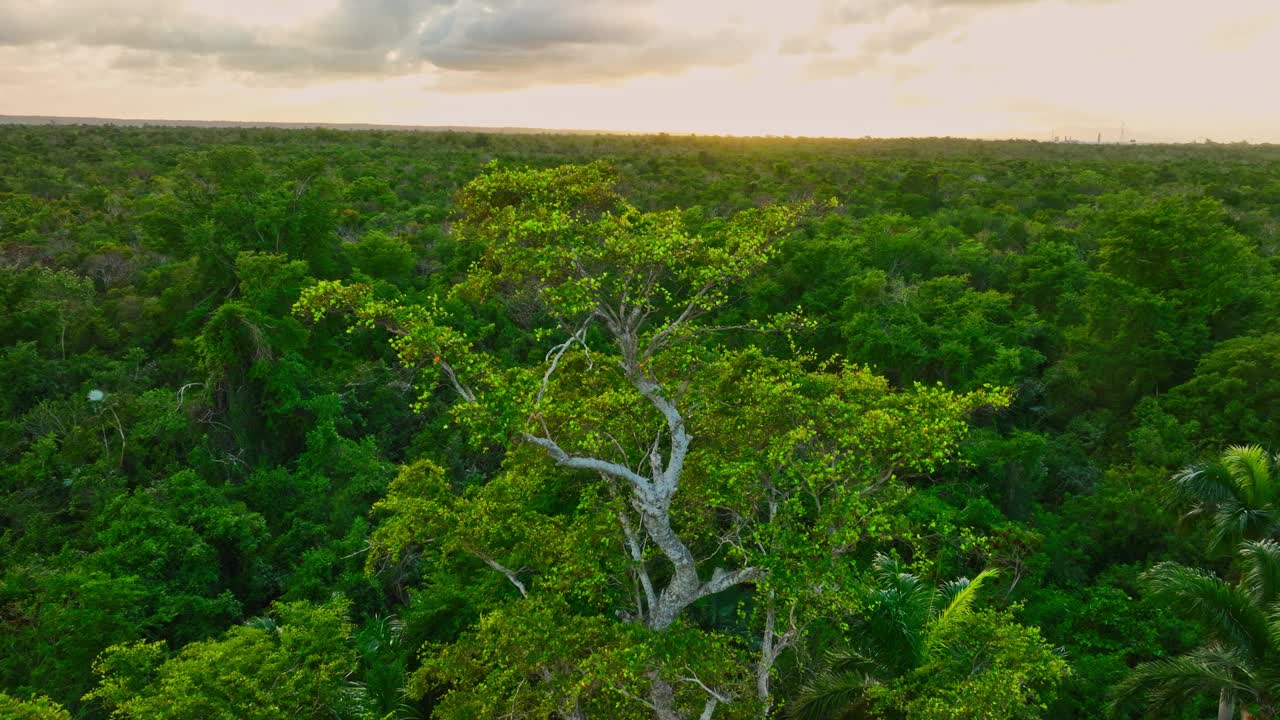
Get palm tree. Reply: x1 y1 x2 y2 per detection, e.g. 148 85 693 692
354 615 423 720
1169 445 1280 551
1112 539 1280 720
788 554 997 720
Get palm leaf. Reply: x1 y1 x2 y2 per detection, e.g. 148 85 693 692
935 568 999 627
243 615 282 639
862 554 934 671
1242 540 1280 606
1211 502 1274 552
1143 562 1271 659
787 668 881 720
1110 643 1251 717
1224 445 1280 517
1171 460 1243 510
823 647 891 677
1172 446 1280 549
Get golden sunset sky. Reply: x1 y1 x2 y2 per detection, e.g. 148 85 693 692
2 0 1276 141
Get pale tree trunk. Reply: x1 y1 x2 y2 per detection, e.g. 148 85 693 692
650 674 685 720
756 606 775 704
1219 688 1234 720
756 593 794 716
753 498 793 718
521 308 771 720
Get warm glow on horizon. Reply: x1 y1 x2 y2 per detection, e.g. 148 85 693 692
2 0 1278 142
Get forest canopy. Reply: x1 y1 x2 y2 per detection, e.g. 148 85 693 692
1 125 1279 719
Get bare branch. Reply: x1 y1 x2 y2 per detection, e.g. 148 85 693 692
522 433 652 491
175 382 205 411
646 429 665 479
437 358 476 404
536 317 593 408
356 313 477 403
859 466 897 496
472 550 528 598
756 591 800 709
600 430 634 471
642 280 717 365
615 685 659 712
631 375 692 491
700 566 766 599
107 406 126 467
680 674 732 704
618 507 658 618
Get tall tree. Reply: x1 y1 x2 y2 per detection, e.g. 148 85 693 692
298 162 1007 719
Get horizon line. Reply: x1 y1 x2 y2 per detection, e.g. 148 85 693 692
0 113 1266 147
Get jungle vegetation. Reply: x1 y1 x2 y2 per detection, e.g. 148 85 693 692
2 125 1279 719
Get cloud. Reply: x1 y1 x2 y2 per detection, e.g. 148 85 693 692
420 0 648 64
821 0 1028 25
0 0 1136 93
779 33 835 55
418 0 757 90
0 0 432 76
1206 14 1277 51
304 0 442 51
0 0 757 88
788 0 1117 77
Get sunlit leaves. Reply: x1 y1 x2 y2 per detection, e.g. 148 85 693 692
86 600 372 720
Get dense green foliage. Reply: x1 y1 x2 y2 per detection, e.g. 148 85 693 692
1 124 1278 718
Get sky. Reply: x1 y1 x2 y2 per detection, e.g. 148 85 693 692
1 0 1277 142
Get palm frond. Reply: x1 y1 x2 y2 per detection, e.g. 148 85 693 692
1249 659 1280 710
1242 540 1280 605
871 553 907 582
243 615 282 638
1171 461 1243 510
1143 562 1271 659
1211 502 1274 552
823 647 890 677
1223 445 1278 509
1261 599 1280 655
1110 643 1252 717
787 669 881 720
870 555 932 614
934 568 999 629
861 554 934 670
357 614 406 656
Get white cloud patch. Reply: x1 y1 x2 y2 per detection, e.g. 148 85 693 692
786 0 1118 77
